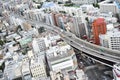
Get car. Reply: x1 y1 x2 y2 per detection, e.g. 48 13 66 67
113 63 120 74
113 63 120 80
60 29 63 32
68 35 72 37
80 45 84 48
100 53 104 56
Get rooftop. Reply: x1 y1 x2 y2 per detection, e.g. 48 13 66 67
94 18 105 24
48 49 74 63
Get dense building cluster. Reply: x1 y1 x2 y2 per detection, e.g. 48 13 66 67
0 0 120 80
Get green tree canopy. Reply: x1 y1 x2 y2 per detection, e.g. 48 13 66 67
0 40 4 46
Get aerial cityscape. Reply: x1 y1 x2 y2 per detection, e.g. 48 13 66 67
0 0 120 80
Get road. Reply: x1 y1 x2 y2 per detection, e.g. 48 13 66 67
25 19 120 64
11 13 120 66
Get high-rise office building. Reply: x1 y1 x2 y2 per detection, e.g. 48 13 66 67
48 49 78 72
99 29 120 51
71 0 97 5
55 13 62 27
51 12 58 26
30 57 47 79
58 17 65 30
22 62 32 80
71 16 87 38
92 18 107 45
32 38 46 55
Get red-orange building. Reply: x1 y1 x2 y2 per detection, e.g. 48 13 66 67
51 13 63 26
52 12 57 26
92 18 107 45
55 13 62 26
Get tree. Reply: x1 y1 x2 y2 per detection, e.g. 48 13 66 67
40 2 43 6
38 27 45 33
3 40 7 43
58 2 63 4
31 26 34 28
0 40 4 46
33 0 35 2
0 30 2 33
22 52 26 55
22 48 27 55
65 1 71 4
13 38 16 42
96 3 100 8
37 5 40 9
72 13 75 16
85 17 89 22
43 9 47 13
0 61 5 72
116 13 120 23
33 0 43 7
0 13 2 17
64 3 74 7
16 25 22 32
59 11 66 14
93 3 99 8
93 3 95 7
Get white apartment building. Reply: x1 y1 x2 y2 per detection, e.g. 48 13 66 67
9 16 24 27
71 0 97 5
71 16 88 38
99 28 120 51
32 38 46 54
24 9 45 22
30 58 47 79
99 34 109 48
22 61 32 80
8 43 19 53
22 55 29 63
48 48 78 72
14 64 22 80
99 2 119 14
57 0 68 3
4 62 22 80
43 33 61 48
45 13 55 25
63 7 83 16
46 42 71 59
6 33 21 42
19 28 39 37
33 0 46 3
80 5 95 12
16 3 29 11
46 41 77 72
87 9 117 24
27 50 34 58
50 6 83 17
32 77 50 80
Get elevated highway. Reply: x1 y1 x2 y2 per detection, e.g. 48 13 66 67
27 20 120 64
14 15 120 66
52 26 120 63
